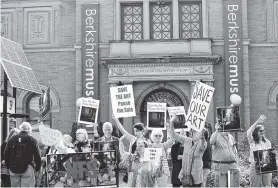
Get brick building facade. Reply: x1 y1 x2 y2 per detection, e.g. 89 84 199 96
1 0 278 140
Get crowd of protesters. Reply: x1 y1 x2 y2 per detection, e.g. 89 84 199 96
0 113 275 187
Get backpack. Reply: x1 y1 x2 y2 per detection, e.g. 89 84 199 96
9 137 29 174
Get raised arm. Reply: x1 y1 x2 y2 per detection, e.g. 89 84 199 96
210 123 220 145
112 114 135 142
198 129 207 151
119 135 129 159
247 115 266 143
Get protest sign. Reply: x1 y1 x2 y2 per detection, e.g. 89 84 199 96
167 106 187 131
254 149 277 174
143 148 162 161
147 102 167 130
185 81 215 132
78 98 100 125
110 85 136 118
216 105 240 132
46 151 118 187
39 125 62 146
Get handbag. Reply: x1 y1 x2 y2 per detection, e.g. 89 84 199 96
123 171 128 183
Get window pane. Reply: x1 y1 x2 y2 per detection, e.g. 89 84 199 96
122 4 143 40
151 3 172 39
180 3 202 39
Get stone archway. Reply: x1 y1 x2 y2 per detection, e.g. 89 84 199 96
135 83 189 126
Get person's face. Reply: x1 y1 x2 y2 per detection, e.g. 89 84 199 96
103 125 112 137
136 141 146 154
82 144 91 152
76 132 86 142
192 131 201 142
133 128 142 138
153 132 163 143
258 126 265 138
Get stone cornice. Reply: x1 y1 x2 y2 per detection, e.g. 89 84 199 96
101 55 221 67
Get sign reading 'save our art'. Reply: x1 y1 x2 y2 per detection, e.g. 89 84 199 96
185 82 215 132
143 148 162 161
223 0 243 118
78 98 100 125
39 125 62 146
147 102 167 130
110 85 136 118
82 4 99 99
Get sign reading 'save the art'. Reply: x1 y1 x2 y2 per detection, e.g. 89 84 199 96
185 82 215 132
110 85 136 118
143 148 162 161
82 4 99 99
223 0 243 115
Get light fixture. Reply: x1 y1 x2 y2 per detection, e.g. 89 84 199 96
157 0 165 6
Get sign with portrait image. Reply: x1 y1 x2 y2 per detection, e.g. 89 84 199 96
254 149 277 174
167 106 187 131
216 105 240 132
78 98 100 125
147 102 167 130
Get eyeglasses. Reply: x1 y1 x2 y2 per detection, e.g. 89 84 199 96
154 135 162 137
259 130 265 133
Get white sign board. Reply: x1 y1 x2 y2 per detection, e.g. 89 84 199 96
78 98 100 125
147 102 167 130
0 96 15 114
143 148 162 161
39 125 63 146
185 81 215 132
110 85 136 118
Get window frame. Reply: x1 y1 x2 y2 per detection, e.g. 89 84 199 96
179 1 203 39
121 3 144 40
150 2 173 40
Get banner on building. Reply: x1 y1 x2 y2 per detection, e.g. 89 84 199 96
216 105 240 132
254 149 278 174
0 96 15 114
39 125 62 146
147 102 167 130
110 85 136 118
82 4 99 99
78 98 100 125
38 87 51 123
185 81 215 132
223 0 243 126
46 151 118 187
167 106 187 131
143 148 162 161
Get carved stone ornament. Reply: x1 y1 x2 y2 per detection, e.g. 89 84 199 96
193 65 212 74
110 68 129 76
1 13 12 39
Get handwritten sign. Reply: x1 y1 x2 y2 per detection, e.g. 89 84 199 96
78 98 100 124
110 85 136 118
147 102 167 130
185 81 215 132
39 125 62 146
143 148 162 161
167 106 187 130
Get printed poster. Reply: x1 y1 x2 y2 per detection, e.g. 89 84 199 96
185 81 215 132
46 151 118 187
110 85 136 118
216 105 241 132
78 98 100 125
167 106 187 131
147 102 167 130
254 149 277 174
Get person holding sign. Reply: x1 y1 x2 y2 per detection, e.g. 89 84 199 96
210 122 240 187
149 128 175 187
74 129 94 152
167 114 207 187
118 137 163 187
247 115 272 187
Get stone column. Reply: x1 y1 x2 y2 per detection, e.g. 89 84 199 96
189 81 197 97
172 0 179 39
143 0 150 39
115 0 121 40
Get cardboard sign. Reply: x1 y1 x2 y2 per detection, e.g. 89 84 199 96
39 125 62 146
143 148 162 161
147 102 167 130
46 151 118 187
110 85 136 118
185 81 215 132
254 149 278 174
0 96 15 114
167 106 187 131
78 98 100 125
216 106 240 132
